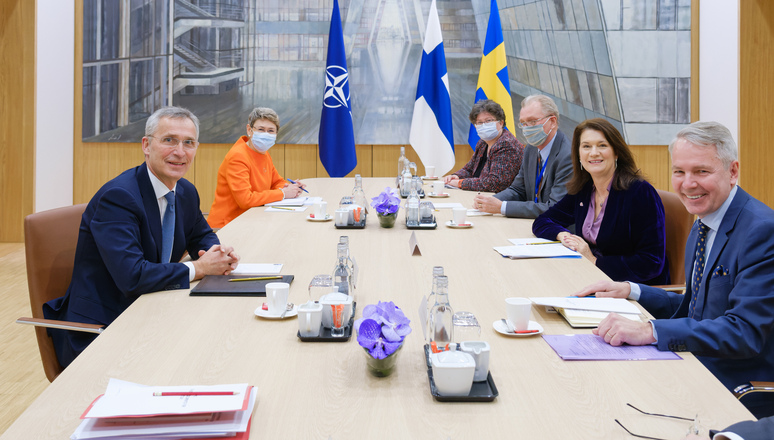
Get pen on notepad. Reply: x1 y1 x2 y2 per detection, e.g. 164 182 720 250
286 178 309 193
229 276 283 282
153 391 239 397
270 206 296 211
526 241 561 245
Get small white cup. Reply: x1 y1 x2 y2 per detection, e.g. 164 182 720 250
432 181 444 195
452 207 467 225
460 341 491 382
314 201 328 218
334 209 348 226
266 282 290 315
425 165 436 178
320 292 353 328
505 297 532 331
298 302 323 337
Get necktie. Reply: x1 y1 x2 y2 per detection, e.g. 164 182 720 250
688 220 710 318
161 191 175 263
534 155 544 202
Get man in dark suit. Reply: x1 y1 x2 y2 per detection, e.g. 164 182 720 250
44 107 240 368
685 416 774 440
473 95 572 218
577 121 774 418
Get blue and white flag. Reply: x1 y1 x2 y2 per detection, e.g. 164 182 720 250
467 0 514 150
319 0 357 177
409 0 455 177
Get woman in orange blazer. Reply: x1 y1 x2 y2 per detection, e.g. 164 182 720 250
208 108 306 228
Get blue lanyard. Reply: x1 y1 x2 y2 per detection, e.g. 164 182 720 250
534 154 549 202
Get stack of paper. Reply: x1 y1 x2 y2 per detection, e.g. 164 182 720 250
529 297 642 328
493 238 580 259
71 379 256 440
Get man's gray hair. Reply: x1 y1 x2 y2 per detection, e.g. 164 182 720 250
145 106 200 139
521 94 559 119
669 121 738 168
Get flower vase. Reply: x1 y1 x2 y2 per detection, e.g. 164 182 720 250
377 212 397 228
364 345 402 377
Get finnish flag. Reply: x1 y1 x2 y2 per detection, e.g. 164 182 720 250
409 0 455 177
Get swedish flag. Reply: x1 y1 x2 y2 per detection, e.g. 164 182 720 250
468 0 514 150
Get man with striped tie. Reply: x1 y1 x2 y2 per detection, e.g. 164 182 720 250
44 107 240 369
575 121 774 418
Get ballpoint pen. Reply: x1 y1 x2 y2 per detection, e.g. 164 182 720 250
153 391 239 396
270 206 296 210
286 178 309 193
228 276 283 282
525 241 561 245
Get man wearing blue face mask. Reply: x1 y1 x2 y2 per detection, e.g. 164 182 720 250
208 107 306 228
473 95 573 218
443 100 524 193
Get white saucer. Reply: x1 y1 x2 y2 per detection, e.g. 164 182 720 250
254 304 299 319
421 176 439 181
445 220 474 228
306 214 332 222
428 192 450 198
492 319 543 336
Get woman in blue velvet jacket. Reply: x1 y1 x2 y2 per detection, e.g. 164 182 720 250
532 118 670 285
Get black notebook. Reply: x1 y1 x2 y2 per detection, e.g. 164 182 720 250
189 275 294 297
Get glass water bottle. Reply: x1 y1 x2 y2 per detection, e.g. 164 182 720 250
429 275 454 347
332 243 353 296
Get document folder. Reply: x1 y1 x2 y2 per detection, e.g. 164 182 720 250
189 275 294 297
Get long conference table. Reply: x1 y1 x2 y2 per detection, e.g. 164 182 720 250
2 178 753 439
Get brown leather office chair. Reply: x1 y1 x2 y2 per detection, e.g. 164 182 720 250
17 204 103 381
655 190 694 291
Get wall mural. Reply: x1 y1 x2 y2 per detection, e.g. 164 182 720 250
82 0 691 146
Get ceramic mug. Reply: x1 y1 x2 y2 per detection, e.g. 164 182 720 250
425 165 436 178
433 181 444 195
266 282 290 315
505 297 532 331
452 207 467 225
298 302 323 337
314 201 328 219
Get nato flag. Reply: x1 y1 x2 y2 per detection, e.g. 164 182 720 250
319 0 357 177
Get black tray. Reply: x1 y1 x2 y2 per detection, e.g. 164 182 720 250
400 188 426 199
335 218 366 229
406 217 437 230
427 368 499 402
298 302 357 342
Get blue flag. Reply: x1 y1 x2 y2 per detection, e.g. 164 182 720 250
468 0 514 150
319 0 357 177
409 0 455 177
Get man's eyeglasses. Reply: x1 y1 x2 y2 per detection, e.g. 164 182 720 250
615 403 702 440
517 115 551 129
147 136 199 150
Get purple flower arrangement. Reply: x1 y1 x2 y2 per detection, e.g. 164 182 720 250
354 301 412 359
370 187 400 215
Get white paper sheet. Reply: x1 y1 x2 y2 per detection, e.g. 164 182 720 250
467 209 493 216
493 244 580 259
231 263 283 275
529 297 641 315
264 206 308 212
431 203 464 209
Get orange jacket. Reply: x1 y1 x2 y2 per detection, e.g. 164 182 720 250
207 136 285 228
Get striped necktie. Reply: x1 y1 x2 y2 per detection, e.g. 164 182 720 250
688 220 710 318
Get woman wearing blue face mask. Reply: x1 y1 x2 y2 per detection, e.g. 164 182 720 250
208 107 306 228
442 99 524 193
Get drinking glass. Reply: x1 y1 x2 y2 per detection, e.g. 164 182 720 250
308 274 333 304
331 304 346 337
452 311 481 343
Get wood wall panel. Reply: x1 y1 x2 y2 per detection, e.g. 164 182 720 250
630 145 672 193
0 0 36 242
740 0 774 208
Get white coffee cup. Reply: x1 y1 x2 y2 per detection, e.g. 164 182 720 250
460 341 491 382
452 207 467 225
505 297 532 331
425 165 436 178
298 302 323 337
334 209 348 226
266 282 290 315
433 181 444 195
314 201 328 218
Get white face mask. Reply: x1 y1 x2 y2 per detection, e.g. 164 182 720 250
475 121 500 141
251 132 276 152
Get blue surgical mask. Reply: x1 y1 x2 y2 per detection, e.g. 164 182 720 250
522 122 549 147
475 121 500 141
251 132 276 153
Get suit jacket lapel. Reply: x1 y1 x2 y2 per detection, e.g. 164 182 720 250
137 163 164 262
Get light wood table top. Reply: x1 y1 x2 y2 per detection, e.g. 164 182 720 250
2 178 752 439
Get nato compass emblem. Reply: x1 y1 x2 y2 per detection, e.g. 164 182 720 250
323 65 350 109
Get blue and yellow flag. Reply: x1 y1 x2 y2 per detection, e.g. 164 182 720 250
468 0 514 150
